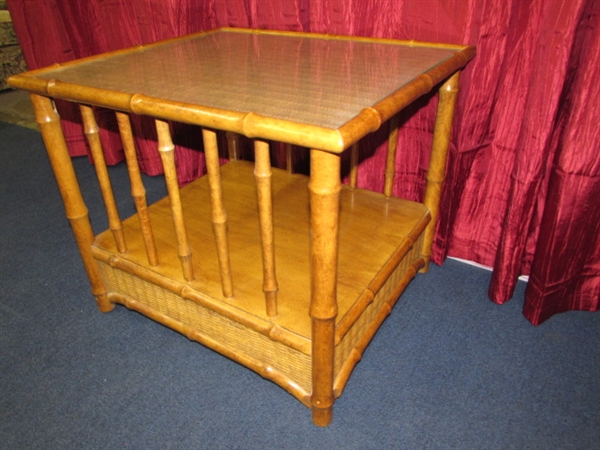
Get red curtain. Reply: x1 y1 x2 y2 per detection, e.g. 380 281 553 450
7 0 599 325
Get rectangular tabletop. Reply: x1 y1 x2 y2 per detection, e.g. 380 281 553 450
9 28 475 152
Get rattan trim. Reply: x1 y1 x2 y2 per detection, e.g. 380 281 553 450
100 262 314 399
92 246 312 355
333 233 426 396
95 229 427 406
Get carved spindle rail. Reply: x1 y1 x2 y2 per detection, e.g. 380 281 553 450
285 143 294 173
155 119 194 282
385 115 400 198
202 128 234 298
254 139 279 317
79 105 127 253
225 131 240 160
115 112 159 267
349 143 359 189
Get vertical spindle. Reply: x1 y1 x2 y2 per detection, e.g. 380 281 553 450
202 128 234 298
155 119 194 281
384 115 399 197
116 112 159 266
349 143 359 189
254 140 279 317
225 131 240 160
285 143 294 173
80 105 127 253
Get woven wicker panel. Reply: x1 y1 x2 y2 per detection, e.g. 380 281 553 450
98 261 313 392
333 232 425 384
96 234 423 398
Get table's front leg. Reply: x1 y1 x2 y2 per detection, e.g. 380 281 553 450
308 149 341 427
30 94 111 312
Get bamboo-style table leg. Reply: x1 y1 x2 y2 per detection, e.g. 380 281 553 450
30 94 112 312
422 71 461 272
308 149 341 427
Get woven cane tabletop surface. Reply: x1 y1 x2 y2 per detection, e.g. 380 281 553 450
32 29 461 130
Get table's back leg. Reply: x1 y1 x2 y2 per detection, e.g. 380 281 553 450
225 132 240 160
385 115 400 197
422 71 461 272
285 143 294 173
349 143 359 189
309 149 341 427
30 94 112 312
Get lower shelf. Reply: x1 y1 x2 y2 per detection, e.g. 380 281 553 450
92 160 430 403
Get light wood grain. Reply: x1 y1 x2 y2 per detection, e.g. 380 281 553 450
385 115 400 197
203 127 234 298
30 94 112 312
156 119 194 281
254 139 279 316
422 72 460 272
115 111 159 266
80 104 127 253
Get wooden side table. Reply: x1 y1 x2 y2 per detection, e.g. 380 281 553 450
9 28 475 426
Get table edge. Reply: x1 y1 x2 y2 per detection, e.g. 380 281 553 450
7 27 476 153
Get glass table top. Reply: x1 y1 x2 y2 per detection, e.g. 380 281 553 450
34 29 460 130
